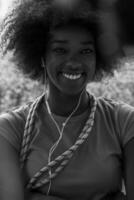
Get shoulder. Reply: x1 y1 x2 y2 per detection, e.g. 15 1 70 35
0 102 31 125
0 102 32 150
96 96 134 127
97 97 134 116
0 95 45 151
96 97 134 147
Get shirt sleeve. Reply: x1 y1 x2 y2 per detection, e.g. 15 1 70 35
0 106 27 151
117 102 134 147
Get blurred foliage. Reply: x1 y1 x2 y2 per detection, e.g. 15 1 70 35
0 53 44 113
0 53 134 113
87 59 134 106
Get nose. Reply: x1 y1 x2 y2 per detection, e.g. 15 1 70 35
65 56 82 70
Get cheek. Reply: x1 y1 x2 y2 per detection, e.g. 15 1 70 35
85 57 96 81
45 59 59 82
46 54 62 69
46 62 54 77
87 56 96 71
45 58 53 77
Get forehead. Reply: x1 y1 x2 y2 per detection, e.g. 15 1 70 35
50 24 94 43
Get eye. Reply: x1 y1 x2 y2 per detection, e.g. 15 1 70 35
53 47 67 55
80 48 94 55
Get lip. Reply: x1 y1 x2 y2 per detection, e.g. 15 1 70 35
58 71 86 81
63 73 82 80
61 70 84 75
59 70 85 77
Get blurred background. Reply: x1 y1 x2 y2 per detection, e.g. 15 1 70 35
0 0 13 18
0 0 134 113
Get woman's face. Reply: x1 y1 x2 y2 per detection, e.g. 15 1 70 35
45 24 96 95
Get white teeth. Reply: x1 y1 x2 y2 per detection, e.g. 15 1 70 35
63 73 82 80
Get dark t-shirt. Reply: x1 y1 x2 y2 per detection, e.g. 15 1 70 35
0 97 134 200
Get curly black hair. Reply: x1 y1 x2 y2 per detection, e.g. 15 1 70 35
0 0 124 81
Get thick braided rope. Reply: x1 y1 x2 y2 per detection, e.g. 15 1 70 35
27 95 97 189
20 94 44 169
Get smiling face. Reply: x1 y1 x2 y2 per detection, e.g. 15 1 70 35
45 24 96 96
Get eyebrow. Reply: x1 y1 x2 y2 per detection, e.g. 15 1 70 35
81 41 94 45
51 40 68 44
51 40 94 45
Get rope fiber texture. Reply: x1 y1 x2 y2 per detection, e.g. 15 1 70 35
19 93 97 190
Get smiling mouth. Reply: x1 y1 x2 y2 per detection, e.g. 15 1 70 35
62 73 82 80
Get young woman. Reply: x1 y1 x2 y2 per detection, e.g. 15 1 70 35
0 0 133 199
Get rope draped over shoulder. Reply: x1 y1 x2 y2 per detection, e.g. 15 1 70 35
20 94 44 169
20 93 97 190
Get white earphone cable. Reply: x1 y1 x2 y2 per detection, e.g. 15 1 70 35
42 57 85 195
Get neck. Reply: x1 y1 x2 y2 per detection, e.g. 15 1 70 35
46 89 90 117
